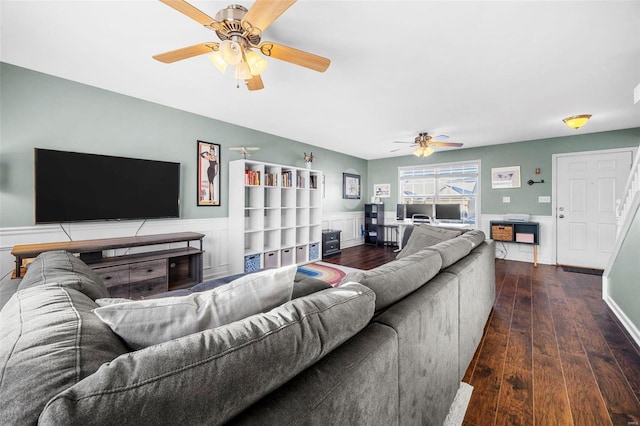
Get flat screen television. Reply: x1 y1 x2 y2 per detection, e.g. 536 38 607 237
34 148 180 224
435 203 461 221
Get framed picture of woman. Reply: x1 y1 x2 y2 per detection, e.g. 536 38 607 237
197 140 221 206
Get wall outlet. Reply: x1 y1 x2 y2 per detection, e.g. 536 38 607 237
538 196 551 203
502 196 511 203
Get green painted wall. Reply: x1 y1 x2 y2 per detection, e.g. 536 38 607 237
367 129 640 215
0 63 367 227
608 204 640 334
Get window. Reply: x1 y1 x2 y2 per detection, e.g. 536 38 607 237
398 161 480 225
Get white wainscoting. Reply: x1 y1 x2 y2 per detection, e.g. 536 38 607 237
0 211 367 283
0 218 231 282
480 214 554 265
321 211 364 249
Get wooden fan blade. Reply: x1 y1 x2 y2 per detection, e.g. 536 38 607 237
433 134 450 141
246 74 265 91
243 0 296 32
153 43 218 63
432 142 463 147
393 141 412 144
159 0 215 25
259 42 330 72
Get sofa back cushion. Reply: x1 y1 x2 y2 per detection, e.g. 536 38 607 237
39 283 375 425
396 225 462 259
0 284 129 425
341 249 442 312
93 265 298 349
459 229 486 248
18 250 109 300
424 237 474 269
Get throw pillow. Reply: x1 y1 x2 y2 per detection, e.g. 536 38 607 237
396 225 462 259
93 265 297 349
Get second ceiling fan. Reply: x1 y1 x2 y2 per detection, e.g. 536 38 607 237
153 0 331 91
393 132 463 157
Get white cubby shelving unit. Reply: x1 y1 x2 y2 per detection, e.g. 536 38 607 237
229 159 323 274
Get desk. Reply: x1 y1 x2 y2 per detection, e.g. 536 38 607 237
388 220 474 250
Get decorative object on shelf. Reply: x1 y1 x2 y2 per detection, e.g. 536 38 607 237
198 140 221 206
342 172 361 199
373 183 391 198
229 146 259 159
491 166 521 189
393 132 463 157
563 114 592 129
303 152 314 169
153 0 330 91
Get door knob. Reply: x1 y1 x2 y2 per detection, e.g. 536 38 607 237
559 214 565 218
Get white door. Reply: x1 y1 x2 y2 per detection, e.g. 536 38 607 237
556 150 632 269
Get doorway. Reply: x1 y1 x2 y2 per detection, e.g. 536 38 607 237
554 149 633 269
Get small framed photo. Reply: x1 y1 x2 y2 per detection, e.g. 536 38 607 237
197 140 221 206
342 173 361 199
373 183 391 198
491 166 521 189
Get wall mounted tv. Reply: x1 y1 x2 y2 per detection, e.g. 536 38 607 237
34 148 180 224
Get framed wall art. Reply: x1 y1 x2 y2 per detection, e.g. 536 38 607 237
197 140 221 206
342 173 361 199
491 166 521 189
373 183 391 198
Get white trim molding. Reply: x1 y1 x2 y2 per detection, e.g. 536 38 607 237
602 281 640 348
321 211 364 249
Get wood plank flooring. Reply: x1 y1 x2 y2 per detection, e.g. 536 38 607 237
323 245 640 425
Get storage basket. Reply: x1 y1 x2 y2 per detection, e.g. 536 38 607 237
309 243 320 261
244 254 261 273
491 225 513 242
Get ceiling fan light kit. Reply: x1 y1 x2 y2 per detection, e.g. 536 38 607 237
153 0 330 91
563 114 592 129
395 132 464 157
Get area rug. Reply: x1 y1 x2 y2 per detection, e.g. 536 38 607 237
296 262 362 287
444 382 473 426
562 265 603 276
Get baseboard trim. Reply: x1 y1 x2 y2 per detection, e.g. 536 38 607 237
603 292 640 349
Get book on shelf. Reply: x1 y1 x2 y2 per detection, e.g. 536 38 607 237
265 172 278 187
310 175 318 189
245 170 261 186
281 170 293 188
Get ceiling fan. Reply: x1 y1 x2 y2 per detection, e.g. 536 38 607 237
153 0 331 91
229 146 259 158
392 132 463 157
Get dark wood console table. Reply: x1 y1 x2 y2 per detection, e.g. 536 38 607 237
11 232 205 298
490 221 540 266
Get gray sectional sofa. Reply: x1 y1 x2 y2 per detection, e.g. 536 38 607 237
0 225 495 425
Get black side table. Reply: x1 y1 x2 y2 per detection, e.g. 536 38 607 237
322 229 341 257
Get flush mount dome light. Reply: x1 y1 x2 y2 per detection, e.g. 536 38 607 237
563 114 592 130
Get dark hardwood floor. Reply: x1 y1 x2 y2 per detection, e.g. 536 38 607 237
323 245 640 425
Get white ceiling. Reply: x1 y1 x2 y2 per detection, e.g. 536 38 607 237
2 1 639 160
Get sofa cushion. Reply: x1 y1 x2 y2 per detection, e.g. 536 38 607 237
0 284 129 425
459 229 486 248
340 249 442 312
40 283 376 425
18 250 110 300
396 225 462 259
94 265 298 349
424 237 474 269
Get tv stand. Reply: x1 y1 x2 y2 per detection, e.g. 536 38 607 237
11 232 205 298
